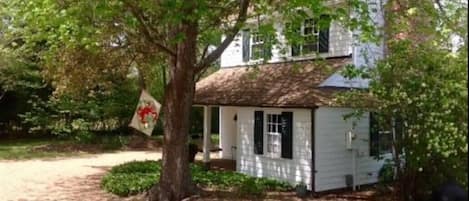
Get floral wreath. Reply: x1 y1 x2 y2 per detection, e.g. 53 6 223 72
137 100 159 129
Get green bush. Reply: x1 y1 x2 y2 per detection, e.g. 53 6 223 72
74 130 96 144
378 159 395 184
101 160 292 197
102 172 159 196
100 135 129 150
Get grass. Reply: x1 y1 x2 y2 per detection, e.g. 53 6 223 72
101 160 292 197
0 138 79 160
0 133 217 160
0 135 131 160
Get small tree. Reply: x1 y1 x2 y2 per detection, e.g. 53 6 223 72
339 1 467 200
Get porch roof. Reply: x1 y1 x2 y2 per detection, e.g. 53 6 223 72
194 56 352 108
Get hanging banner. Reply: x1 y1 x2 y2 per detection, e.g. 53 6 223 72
129 90 162 136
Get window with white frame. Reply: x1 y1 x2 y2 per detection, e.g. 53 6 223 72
370 112 393 156
251 32 265 60
289 16 330 56
266 113 282 157
301 18 320 54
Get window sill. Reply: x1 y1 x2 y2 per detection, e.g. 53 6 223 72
260 153 291 160
289 52 330 61
246 59 270 65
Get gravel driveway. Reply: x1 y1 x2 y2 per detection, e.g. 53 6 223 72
0 151 162 201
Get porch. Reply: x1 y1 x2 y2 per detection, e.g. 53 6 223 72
194 105 238 169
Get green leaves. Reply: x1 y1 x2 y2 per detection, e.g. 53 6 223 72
101 160 292 197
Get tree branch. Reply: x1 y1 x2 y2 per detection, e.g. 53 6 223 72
199 45 209 63
434 0 447 17
195 0 250 72
124 1 176 57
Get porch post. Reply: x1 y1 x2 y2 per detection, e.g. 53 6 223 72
203 105 212 169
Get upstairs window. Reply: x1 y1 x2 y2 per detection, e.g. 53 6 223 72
302 19 321 54
242 30 272 62
289 16 330 57
251 32 266 60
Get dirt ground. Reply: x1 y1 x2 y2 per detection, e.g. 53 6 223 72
0 151 390 201
0 151 161 201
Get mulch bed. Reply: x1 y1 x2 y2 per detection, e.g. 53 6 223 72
194 186 395 201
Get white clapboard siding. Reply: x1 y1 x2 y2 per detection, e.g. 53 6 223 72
220 21 352 68
235 107 314 190
219 106 238 159
314 107 388 192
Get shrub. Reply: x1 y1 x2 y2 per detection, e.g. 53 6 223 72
101 160 292 197
101 160 160 196
102 172 159 196
74 130 96 144
378 159 395 184
100 135 129 150
238 179 264 196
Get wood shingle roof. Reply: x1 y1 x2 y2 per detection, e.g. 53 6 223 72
194 56 352 108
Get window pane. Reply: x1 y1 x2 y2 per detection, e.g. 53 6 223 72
380 133 393 154
251 44 263 60
303 43 318 54
304 27 313 35
273 144 280 154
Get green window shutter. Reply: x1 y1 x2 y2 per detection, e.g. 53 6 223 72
318 15 330 53
242 29 251 62
254 111 264 155
280 112 293 159
369 112 380 157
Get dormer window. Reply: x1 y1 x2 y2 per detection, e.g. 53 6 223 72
242 30 272 62
290 16 330 57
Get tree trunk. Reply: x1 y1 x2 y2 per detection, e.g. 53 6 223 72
150 7 199 201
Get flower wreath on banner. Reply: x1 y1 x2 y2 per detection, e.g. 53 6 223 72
136 100 159 129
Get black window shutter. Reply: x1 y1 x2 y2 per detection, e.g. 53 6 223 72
280 112 293 159
263 36 272 60
369 112 380 157
254 111 264 155
242 29 251 62
318 15 330 53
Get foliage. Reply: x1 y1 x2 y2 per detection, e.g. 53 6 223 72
18 79 140 138
338 1 467 200
0 47 52 136
378 159 395 184
0 138 78 160
101 160 292 196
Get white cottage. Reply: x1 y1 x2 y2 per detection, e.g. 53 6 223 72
193 1 391 193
